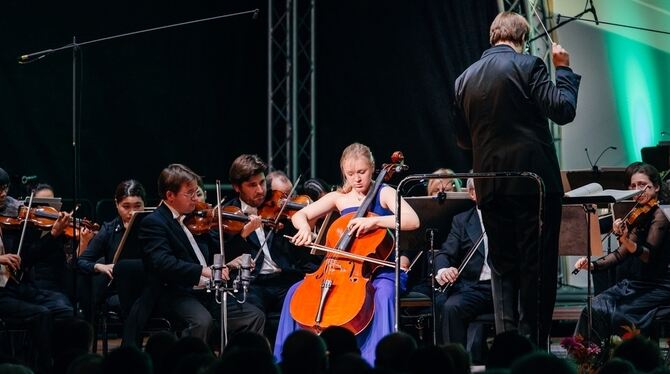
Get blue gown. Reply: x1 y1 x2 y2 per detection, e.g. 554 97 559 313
273 188 405 365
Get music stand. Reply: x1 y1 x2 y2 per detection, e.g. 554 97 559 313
399 194 475 250
21 197 62 211
562 168 627 191
112 209 155 264
398 194 475 344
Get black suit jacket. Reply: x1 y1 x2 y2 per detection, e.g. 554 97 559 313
435 207 486 292
140 203 213 289
454 44 581 204
223 198 319 277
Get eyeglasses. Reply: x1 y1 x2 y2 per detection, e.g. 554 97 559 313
180 190 198 200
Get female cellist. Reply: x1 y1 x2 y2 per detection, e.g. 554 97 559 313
573 162 670 343
273 143 420 364
77 179 146 314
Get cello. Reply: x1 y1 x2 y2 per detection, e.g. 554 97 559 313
289 152 407 334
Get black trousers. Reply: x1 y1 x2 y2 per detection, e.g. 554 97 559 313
0 282 73 371
436 281 493 363
480 194 561 348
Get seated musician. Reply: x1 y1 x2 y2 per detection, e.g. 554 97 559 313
427 168 462 196
266 170 293 195
573 162 670 343
77 179 146 316
0 167 73 372
434 178 493 364
138 163 264 345
224 156 320 316
275 142 420 365
30 183 94 301
400 168 464 297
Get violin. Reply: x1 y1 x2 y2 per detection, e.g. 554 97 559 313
623 197 658 229
259 190 312 221
184 201 283 235
0 205 100 238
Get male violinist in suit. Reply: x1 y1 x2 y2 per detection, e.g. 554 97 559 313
434 178 493 364
224 155 320 317
453 11 580 347
137 163 264 344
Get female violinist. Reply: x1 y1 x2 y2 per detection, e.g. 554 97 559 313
30 183 94 299
77 179 146 313
273 143 420 365
573 162 670 343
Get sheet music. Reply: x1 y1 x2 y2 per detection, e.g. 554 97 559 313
565 183 640 202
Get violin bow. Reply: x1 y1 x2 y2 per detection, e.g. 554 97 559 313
435 230 487 293
252 174 304 263
272 174 302 227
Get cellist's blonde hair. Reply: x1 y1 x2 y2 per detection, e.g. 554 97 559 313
338 143 375 193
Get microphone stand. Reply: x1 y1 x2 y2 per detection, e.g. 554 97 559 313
214 179 229 355
426 228 438 346
17 8 259 319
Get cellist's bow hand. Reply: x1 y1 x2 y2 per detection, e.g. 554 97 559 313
291 226 314 247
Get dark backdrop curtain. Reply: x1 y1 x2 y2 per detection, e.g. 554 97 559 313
0 0 497 219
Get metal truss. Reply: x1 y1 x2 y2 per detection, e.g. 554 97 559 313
267 0 316 181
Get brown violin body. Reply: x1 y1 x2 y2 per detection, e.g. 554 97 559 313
184 202 283 235
289 212 394 334
0 205 99 238
259 190 312 221
625 197 658 228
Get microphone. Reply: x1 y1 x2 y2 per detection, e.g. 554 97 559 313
212 253 224 287
585 148 595 171
21 175 37 184
239 253 252 292
589 0 599 25
252 9 259 20
592 146 617 173
17 49 54 64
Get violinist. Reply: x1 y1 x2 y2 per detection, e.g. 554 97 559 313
30 183 92 301
77 179 146 315
224 155 319 315
434 178 493 364
274 143 420 365
573 162 670 343
0 167 73 373
139 164 264 344
266 170 293 195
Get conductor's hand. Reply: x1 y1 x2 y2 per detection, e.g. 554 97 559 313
291 226 314 247
241 215 262 239
574 257 593 271
552 43 570 67
436 267 459 286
